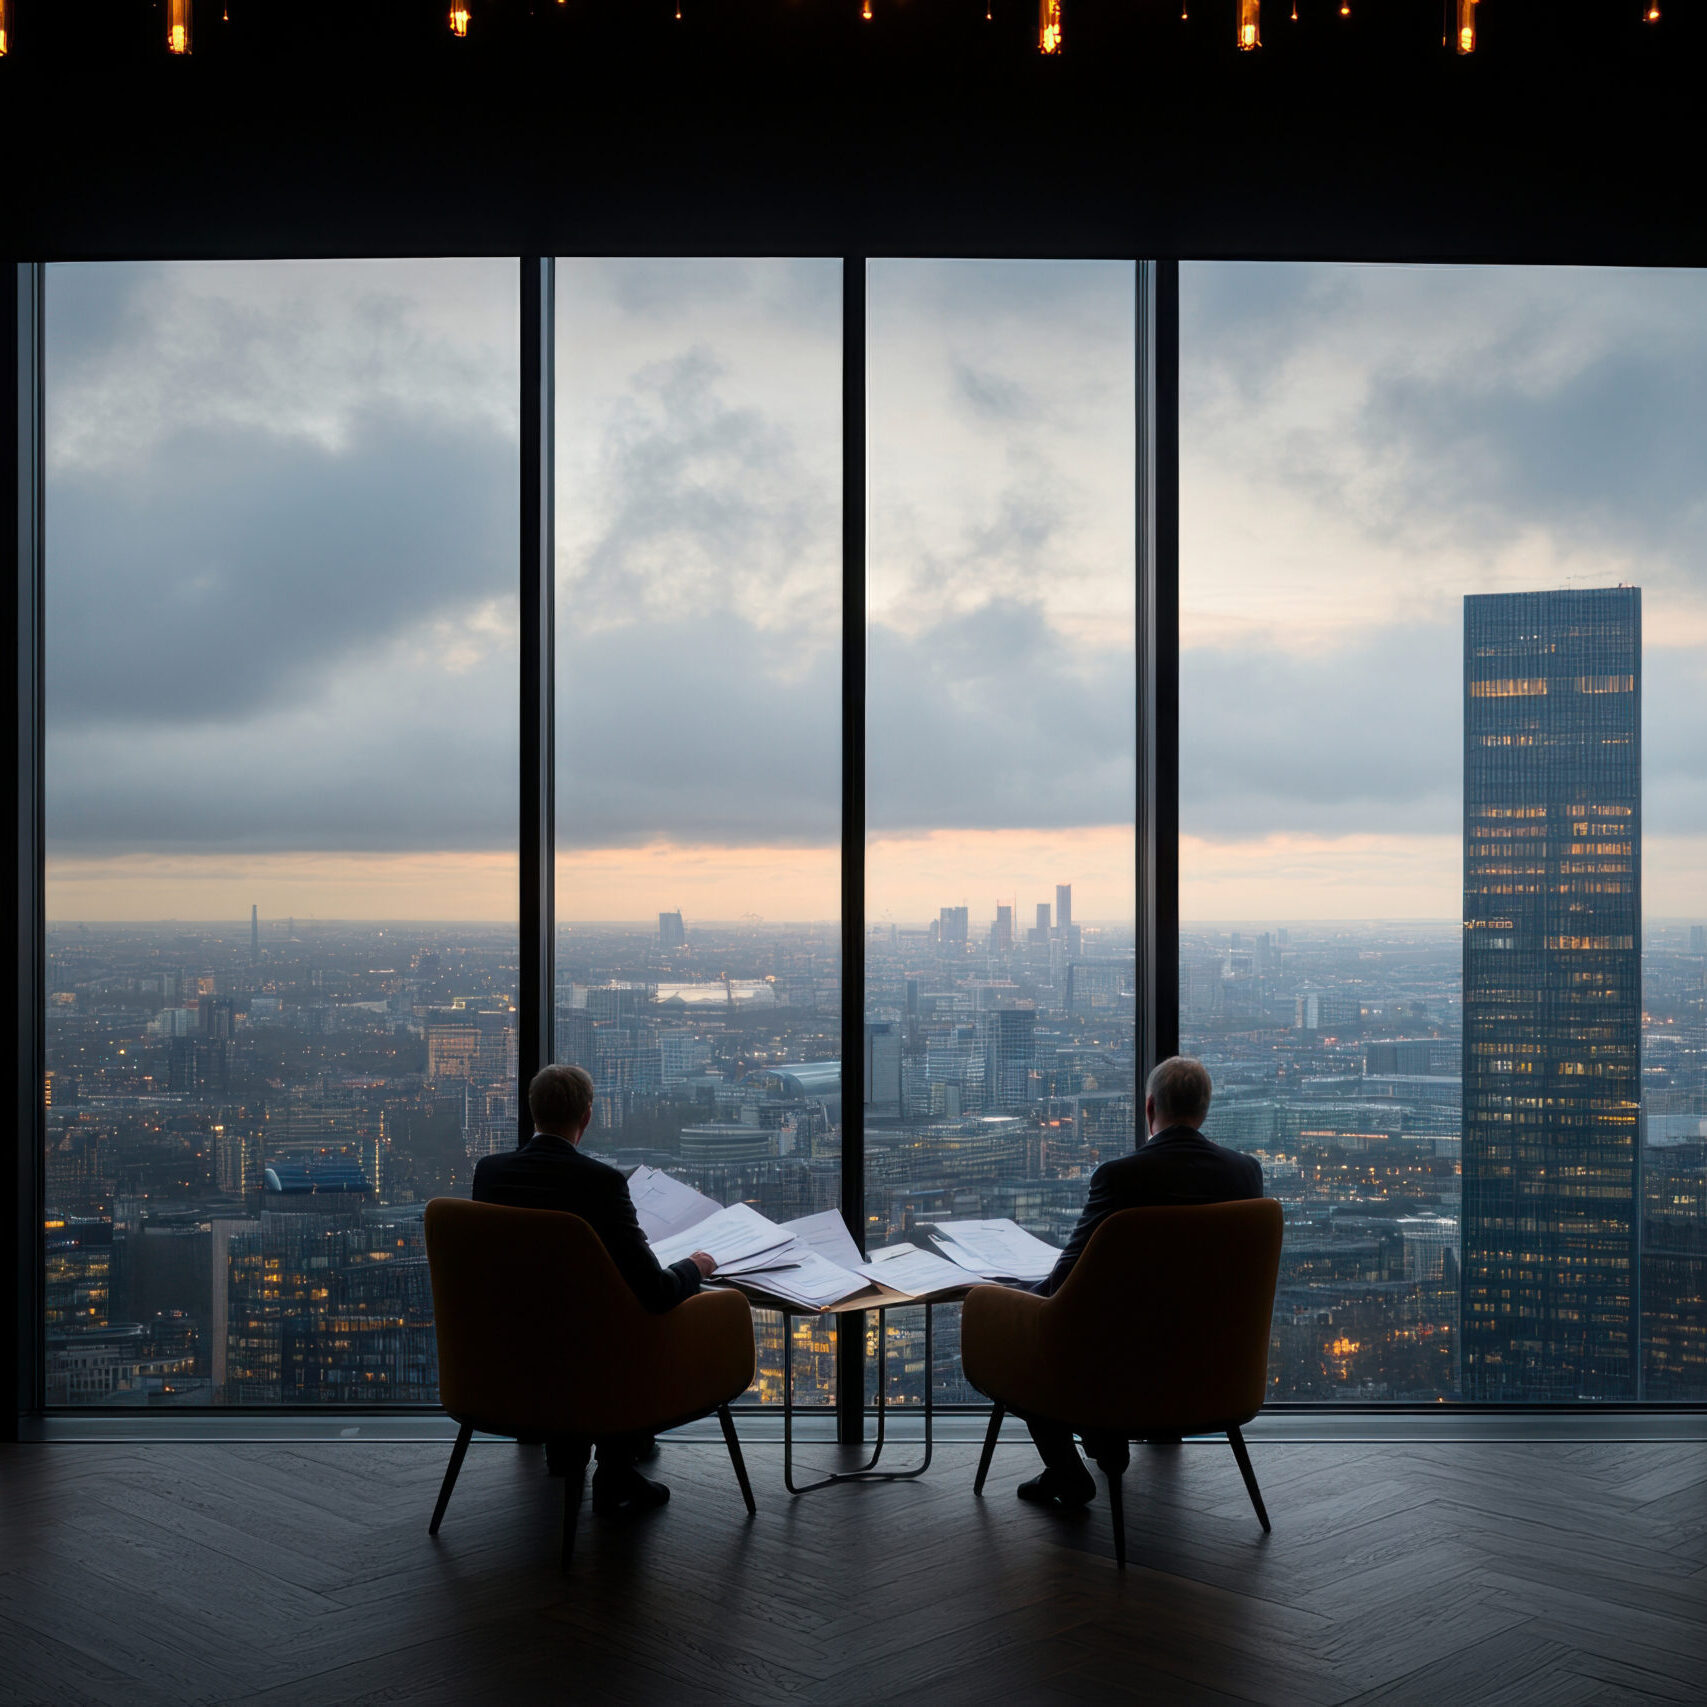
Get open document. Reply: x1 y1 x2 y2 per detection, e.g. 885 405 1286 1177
926 1219 1060 1284
733 1249 874 1311
858 1243 982 1301
649 1201 794 1272
627 1164 722 1244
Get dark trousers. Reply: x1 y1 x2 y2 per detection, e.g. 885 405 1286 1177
1026 1418 1130 1479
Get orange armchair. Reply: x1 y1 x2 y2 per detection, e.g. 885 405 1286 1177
961 1198 1283 1565
424 1197 758 1567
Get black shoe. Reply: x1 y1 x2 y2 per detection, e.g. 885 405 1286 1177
632 1434 661 1463
1016 1468 1096 1507
591 1467 671 1515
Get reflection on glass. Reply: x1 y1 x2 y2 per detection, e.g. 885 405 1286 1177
865 259 1137 1403
43 260 520 1405
1180 261 1707 1403
553 259 843 1405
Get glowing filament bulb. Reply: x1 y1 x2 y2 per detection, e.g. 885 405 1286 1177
1039 0 1061 52
1290 0 1298 16
0 0 9 56
862 0 872 15
167 0 193 52
1645 1 1659 17
449 4 470 35
1237 0 1259 47
1449 0 1476 50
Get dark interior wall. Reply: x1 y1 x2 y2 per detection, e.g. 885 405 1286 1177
0 0 1700 265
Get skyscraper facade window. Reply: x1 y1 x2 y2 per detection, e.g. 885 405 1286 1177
1460 587 1642 1400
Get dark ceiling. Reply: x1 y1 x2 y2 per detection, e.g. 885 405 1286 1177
0 0 1699 263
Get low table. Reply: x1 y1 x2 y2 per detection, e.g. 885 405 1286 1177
740 1281 973 1495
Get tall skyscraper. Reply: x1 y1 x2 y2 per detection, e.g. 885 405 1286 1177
659 910 686 949
1056 884 1072 932
1460 587 1642 1400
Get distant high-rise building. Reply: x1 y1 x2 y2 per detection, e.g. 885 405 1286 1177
981 1006 1037 1112
939 906 969 949
1056 885 1072 932
1691 925 1706 956
1029 902 1051 947
659 910 686 950
1461 587 1642 1401
991 905 1013 953
251 904 259 964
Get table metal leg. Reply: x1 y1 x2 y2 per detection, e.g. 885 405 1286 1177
784 1303 936 1495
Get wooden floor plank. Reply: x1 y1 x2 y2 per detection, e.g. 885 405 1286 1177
3 1437 1706 1707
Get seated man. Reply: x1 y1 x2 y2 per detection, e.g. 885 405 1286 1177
472 1062 715 1513
1019 1054 1264 1508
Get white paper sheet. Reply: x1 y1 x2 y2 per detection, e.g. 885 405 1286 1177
927 1218 1060 1283
777 1209 865 1270
731 1249 872 1310
649 1201 793 1272
627 1164 722 1244
857 1243 982 1300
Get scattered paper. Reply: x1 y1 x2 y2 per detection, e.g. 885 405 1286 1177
650 1201 793 1272
927 1219 1060 1284
733 1249 873 1310
627 1164 722 1244
777 1208 866 1271
858 1243 982 1300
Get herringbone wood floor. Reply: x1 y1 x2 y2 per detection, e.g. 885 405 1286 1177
2 1436 1704 1706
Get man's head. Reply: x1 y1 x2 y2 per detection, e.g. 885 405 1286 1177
1144 1055 1212 1135
529 1062 595 1143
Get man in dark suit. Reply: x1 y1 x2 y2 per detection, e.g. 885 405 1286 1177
1019 1055 1264 1507
472 1062 715 1512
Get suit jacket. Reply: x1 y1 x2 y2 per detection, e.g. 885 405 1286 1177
471 1134 702 1315
1035 1124 1265 1299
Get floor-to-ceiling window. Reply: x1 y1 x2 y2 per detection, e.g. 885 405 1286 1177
553 259 844 1406
42 260 520 1405
864 259 1138 1402
1180 262 1707 1402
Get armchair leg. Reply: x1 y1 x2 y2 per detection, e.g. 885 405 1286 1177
717 1405 757 1516
1227 1425 1271 1533
428 1421 473 1536
974 1405 1005 1496
1097 1452 1128 1569
562 1446 588 1570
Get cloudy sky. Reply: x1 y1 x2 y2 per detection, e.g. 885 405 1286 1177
1181 262 1707 921
42 258 1707 925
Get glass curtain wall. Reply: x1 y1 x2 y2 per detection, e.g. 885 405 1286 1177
865 260 1139 1403
553 259 844 1406
1180 262 1707 1403
42 260 520 1406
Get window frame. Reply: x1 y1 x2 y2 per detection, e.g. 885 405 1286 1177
22 254 1697 1432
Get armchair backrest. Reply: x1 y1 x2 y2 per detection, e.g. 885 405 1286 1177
1044 1198 1283 1432
424 1197 654 1436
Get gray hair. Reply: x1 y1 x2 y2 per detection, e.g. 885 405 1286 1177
1145 1055 1212 1129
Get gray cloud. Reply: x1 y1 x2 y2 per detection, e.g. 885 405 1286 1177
47 408 516 730
568 347 832 634
1181 615 1707 842
868 600 1135 835
1357 337 1707 566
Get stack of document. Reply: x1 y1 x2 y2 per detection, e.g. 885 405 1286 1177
631 1167 875 1310
628 1165 1062 1308
925 1219 1062 1285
